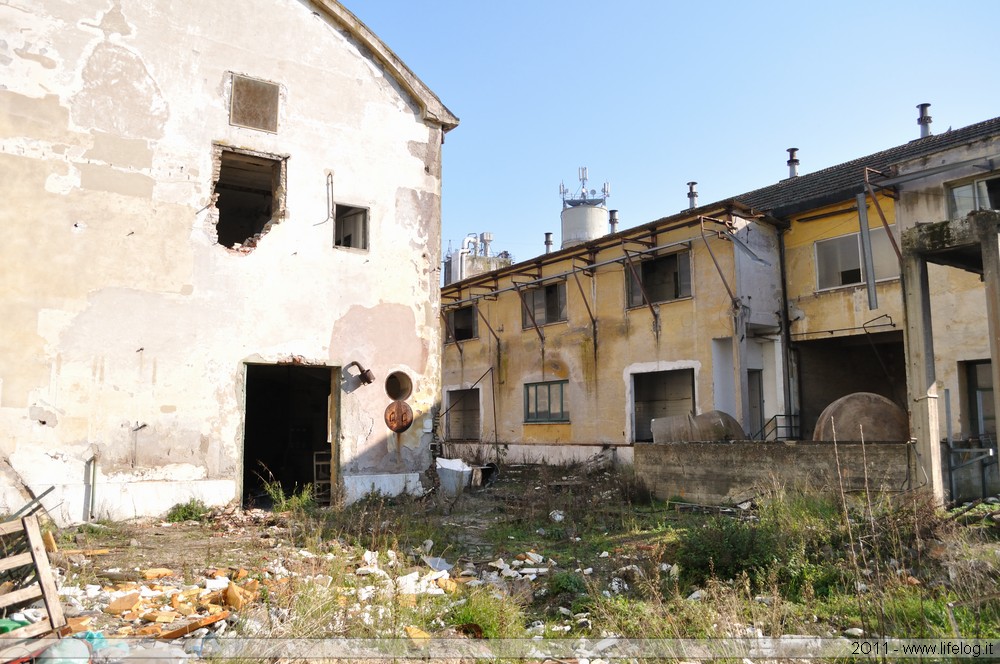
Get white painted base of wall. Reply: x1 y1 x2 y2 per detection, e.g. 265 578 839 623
341 473 423 503
0 480 236 527
442 443 634 466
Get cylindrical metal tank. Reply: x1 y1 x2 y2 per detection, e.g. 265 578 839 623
561 204 608 249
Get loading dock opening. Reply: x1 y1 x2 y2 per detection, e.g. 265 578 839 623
242 364 335 506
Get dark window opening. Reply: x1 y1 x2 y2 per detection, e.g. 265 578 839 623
215 151 282 248
446 306 477 342
965 360 995 436
446 388 480 440
521 282 567 328
335 204 368 250
230 74 279 133
242 364 333 507
627 252 691 307
524 380 569 423
633 369 694 442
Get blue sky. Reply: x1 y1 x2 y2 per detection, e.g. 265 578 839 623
347 1 1000 263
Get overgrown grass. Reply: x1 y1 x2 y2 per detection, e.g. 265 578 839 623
165 498 210 523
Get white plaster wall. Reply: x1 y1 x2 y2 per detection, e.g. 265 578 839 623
0 0 450 523
734 219 783 329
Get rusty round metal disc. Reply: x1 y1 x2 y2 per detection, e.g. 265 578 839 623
384 400 413 433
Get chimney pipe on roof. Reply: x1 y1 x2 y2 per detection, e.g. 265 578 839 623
917 103 932 138
544 232 553 254
609 209 619 234
687 182 698 209
787 148 799 178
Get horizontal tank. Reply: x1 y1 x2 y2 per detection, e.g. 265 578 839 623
561 203 608 249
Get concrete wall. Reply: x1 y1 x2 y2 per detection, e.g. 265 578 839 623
0 0 454 523
893 138 1000 441
635 440 916 506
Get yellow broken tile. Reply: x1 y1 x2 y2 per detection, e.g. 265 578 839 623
436 578 458 594
105 592 142 615
42 531 58 553
0 581 15 596
225 582 247 610
66 616 92 634
235 568 248 581
142 611 181 623
136 624 163 637
175 603 196 617
143 568 173 580
397 594 417 607
405 625 430 646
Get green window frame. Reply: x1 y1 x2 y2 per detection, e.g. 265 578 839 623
524 381 569 423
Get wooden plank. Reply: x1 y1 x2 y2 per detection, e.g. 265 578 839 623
0 585 41 610
1 617 54 640
23 516 66 629
157 610 229 640
0 552 33 573
0 521 26 537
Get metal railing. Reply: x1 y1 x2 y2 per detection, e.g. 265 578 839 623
752 414 800 441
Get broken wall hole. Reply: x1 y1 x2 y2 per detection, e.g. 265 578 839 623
385 371 413 400
214 148 285 249
242 364 335 507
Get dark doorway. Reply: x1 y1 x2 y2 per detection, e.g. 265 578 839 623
795 330 905 439
242 364 333 506
633 369 695 442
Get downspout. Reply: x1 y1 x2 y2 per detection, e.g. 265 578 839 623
88 452 99 522
777 225 796 438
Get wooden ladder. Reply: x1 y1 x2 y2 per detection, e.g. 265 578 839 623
0 515 66 661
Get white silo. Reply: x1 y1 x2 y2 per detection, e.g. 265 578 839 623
559 167 610 249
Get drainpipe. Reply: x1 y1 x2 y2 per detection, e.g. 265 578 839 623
917 103 932 138
787 148 799 178
457 233 479 282
687 182 698 209
777 227 796 437
88 452 99 522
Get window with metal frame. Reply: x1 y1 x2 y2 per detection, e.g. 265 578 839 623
521 282 567 328
815 225 898 290
626 251 691 308
948 174 1000 219
445 305 477 343
524 380 569 423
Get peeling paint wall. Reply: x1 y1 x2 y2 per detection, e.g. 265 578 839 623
0 0 451 523
441 214 785 451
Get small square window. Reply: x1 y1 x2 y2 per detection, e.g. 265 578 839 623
334 204 368 250
521 282 567 328
445 305 477 342
627 251 691 307
230 74 279 133
524 381 569 423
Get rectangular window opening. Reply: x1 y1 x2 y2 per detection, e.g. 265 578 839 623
524 381 569 423
446 305 477 342
215 150 282 249
446 389 480 440
627 251 692 308
334 204 369 250
964 360 995 436
815 226 899 290
521 282 567 328
948 174 1000 219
